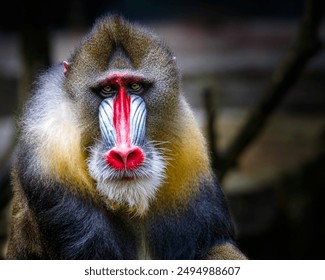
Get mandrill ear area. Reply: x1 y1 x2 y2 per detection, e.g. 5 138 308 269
63 61 70 76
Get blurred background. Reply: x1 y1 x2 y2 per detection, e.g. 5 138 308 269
0 0 324 259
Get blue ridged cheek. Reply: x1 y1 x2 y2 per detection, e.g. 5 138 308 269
98 95 147 149
130 95 147 146
99 98 116 149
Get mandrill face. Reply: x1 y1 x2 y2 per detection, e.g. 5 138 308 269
86 70 167 215
63 17 181 215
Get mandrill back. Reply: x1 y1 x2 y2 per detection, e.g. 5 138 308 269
6 15 246 260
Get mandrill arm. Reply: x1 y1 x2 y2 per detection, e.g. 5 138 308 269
205 243 247 260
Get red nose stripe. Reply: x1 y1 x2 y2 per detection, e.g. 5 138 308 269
113 86 131 147
105 76 145 170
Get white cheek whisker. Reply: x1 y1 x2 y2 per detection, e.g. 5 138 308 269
147 141 174 168
149 140 171 146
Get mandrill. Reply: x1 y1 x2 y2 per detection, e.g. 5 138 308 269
6 15 246 260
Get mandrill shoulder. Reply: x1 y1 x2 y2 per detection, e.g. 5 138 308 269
18 64 97 198
146 175 237 259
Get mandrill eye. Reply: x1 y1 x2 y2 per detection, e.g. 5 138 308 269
129 82 143 94
100 84 116 97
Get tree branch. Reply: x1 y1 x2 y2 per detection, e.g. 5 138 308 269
216 0 323 180
203 88 222 172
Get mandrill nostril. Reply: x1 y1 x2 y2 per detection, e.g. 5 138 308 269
105 146 145 171
110 151 125 167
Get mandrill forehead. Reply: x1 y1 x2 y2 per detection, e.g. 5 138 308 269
106 45 133 70
68 15 175 76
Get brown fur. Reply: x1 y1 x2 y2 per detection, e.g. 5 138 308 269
6 171 43 258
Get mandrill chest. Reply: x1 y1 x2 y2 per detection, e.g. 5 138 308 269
103 194 219 260
117 216 152 260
